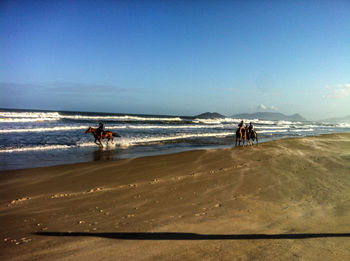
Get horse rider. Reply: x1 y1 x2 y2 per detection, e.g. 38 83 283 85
97 122 105 138
237 120 245 137
248 122 254 132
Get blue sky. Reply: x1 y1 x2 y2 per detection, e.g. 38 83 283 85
1 0 349 120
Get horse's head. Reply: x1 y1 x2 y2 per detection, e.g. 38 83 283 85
85 127 92 134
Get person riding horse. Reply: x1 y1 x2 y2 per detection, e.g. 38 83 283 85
235 120 246 146
238 120 245 137
86 122 121 147
248 122 253 131
247 122 258 145
97 122 104 139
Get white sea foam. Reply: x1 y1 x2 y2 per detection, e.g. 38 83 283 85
107 124 225 130
0 144 74 153
0 124 226 133
0 131 236 153
0 112 61 118
109 132 236 147
61 115 183 122
193 118 243 124
258 129 288 133
255 126 289 129
0 126 88 133
290 128 314 132
192 118 223 124
0 111 183 122
253 120 275 125
0 111 61 122
277 120 302 125
336 123 350 128
0 117 60 122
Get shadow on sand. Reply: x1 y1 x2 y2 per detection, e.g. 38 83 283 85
33 232 350 240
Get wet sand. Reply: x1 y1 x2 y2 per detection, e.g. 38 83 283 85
1 133 350 260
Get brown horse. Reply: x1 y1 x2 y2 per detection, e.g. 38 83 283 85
85 127 121 147
249 129 258 145
245 127 258 146
235 127 247 146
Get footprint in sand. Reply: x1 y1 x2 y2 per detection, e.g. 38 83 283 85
8 197 31 206
51 193 71 199
150 179 160 184
172 176 184 181
119 184 137 189
87 187 103 193
5 237 32 245
190 172 199 177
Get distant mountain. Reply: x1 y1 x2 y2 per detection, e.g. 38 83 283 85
232 112 307 121
195 112 226 118
320 115 350 123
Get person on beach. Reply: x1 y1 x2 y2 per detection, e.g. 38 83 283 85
97 122 104 138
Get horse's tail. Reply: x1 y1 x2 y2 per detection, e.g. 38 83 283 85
112 132 121 137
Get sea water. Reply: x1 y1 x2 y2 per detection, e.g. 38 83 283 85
1 108 349 170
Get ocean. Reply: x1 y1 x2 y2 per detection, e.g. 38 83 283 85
1 108 349 171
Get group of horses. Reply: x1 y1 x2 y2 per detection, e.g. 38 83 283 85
235 126 258 147
86 125 258 148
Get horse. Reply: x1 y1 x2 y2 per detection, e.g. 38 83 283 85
85 127 121 147
249 129 258 145
245 127 258 146
235 127 247 146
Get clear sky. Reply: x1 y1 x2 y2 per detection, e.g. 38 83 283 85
1 0 349 120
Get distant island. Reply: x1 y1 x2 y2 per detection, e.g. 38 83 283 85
320 115 350 123
194 112 226 118
232 112 307 121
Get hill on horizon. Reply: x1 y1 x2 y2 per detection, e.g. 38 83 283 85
320 114 350 123
194 112 226 118
232 112 307 121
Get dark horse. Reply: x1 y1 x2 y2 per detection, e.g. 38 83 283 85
235 127 247 146
246 127 259 146
85 127 121 147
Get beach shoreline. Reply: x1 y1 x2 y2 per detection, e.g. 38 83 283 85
2 108 350 172
1 133 350 260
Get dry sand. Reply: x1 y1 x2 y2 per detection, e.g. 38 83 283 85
1 133 350 260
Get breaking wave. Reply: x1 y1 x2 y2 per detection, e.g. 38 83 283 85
0 131 236 153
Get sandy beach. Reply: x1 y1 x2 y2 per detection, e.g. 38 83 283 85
1 133 350 260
